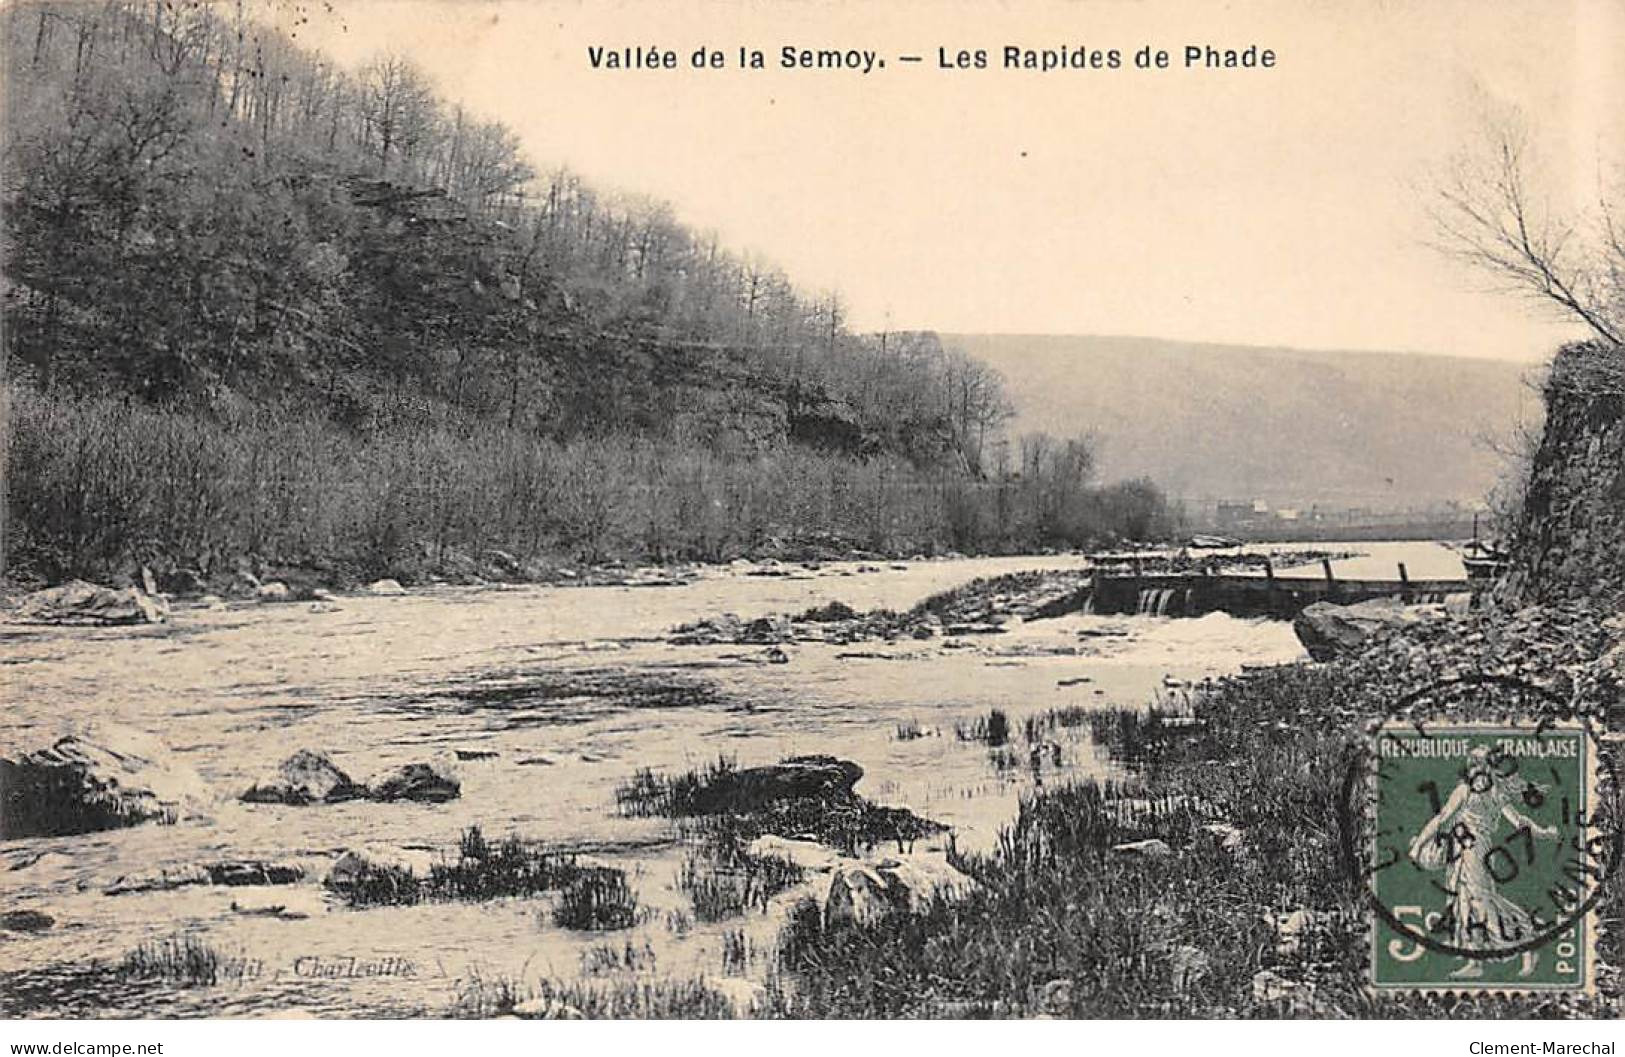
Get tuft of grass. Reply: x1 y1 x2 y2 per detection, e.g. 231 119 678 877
338 826 584 908
580 940 657 977
615 756 738 818
894 719 927 741
117 934 239 987
955 708 1010 747
553 868 641 931
1023 705 1094 742
721 929 752 976
795 600 860 623
453 974 736 1019
678 847 806 923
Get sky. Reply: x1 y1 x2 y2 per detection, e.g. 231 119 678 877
281 0 1623 362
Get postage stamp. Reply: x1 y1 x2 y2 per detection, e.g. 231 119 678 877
1364 717 1606 993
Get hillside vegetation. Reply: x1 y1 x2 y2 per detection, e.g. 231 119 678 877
1 1 1174 585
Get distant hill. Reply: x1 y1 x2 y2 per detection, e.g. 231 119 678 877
942 334 1545 510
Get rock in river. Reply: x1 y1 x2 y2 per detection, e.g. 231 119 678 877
365 761 461 803
324 846 437 891
823 852 980 928
690 755 861 814
241 749 365 805
104 860 305 895
13 580 168 626
1 909 55 933
1292 598 1443 662
1 726 213 838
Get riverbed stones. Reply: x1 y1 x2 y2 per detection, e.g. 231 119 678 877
367 578 407 596
0 726 212 838
13 580 168 626
365 761 461 803
241 749 365 805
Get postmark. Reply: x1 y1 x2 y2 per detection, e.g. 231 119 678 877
1341 676 1619 995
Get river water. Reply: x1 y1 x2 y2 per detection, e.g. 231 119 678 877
0 544 1458 1017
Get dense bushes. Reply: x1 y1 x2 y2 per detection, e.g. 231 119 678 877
3 385 1179 584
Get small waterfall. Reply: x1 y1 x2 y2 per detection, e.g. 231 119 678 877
1081 593 1095 615
1137 587 1178 616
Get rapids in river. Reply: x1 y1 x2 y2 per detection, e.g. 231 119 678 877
0 546 1457 1017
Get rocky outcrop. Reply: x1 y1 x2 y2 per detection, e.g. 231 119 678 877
241 750 365 805
12 581 168 626
1292 598 1442 662
365 761 461 803
1 727 212 838
1502 342 1625 607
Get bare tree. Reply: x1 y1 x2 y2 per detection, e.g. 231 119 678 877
356 54 438 177
1432 114 1624 348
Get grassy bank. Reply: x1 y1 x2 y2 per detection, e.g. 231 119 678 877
770 656 1622 1018
4 385 1178 587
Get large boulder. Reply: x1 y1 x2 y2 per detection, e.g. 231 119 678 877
822 852 980 928
323 845 437 892
365 761 460 803
1292 598 1443 662
692 755 861 813
13 581 167 626
1 727 212 838
241 750 364 805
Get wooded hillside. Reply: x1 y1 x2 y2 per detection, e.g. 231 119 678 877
2 2 1176 584
1 1 1007 464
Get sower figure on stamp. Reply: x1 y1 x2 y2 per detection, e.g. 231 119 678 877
1407 746 1560 979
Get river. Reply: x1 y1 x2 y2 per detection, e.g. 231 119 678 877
0 543 1460 1017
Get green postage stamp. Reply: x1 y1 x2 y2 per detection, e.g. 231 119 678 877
1365 719 1607 993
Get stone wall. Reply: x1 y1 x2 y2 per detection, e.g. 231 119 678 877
1502 342 1625 606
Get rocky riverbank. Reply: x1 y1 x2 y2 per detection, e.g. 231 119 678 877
767 594 1622 1018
